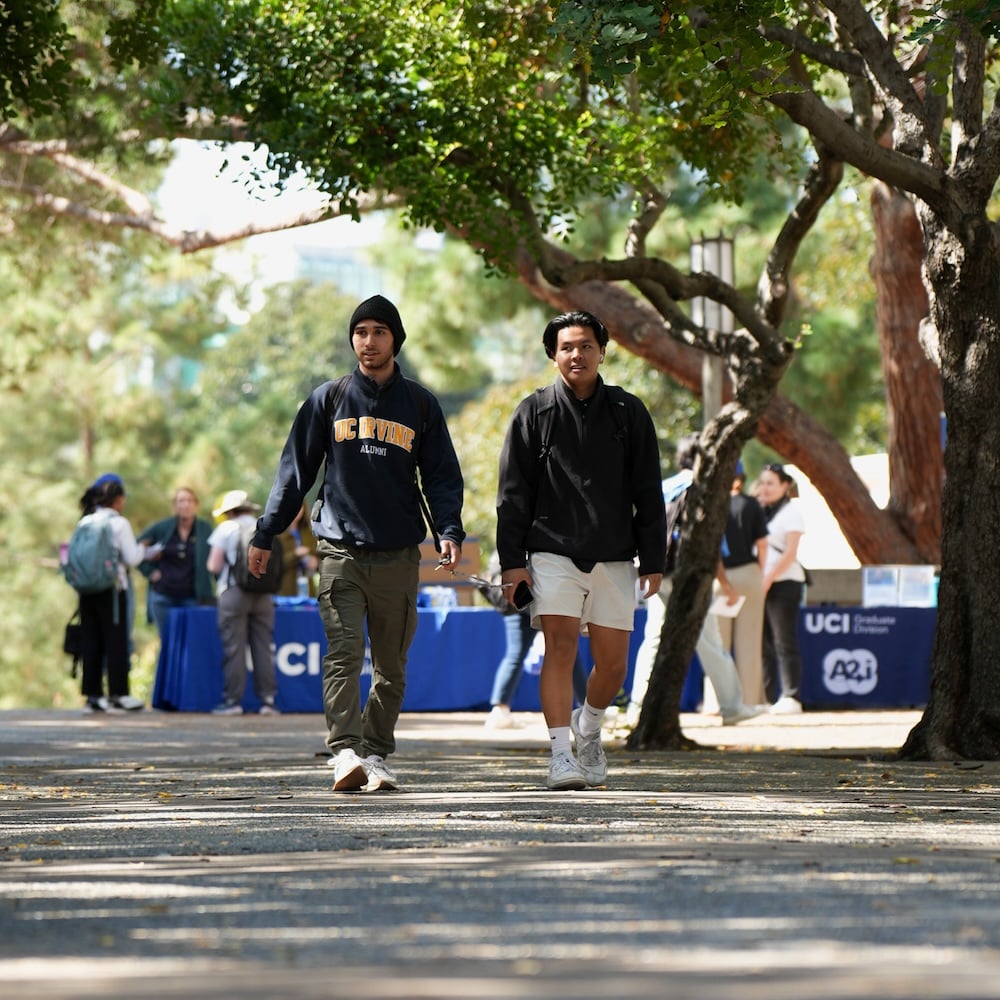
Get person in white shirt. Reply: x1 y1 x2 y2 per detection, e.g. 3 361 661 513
75 474 151 713
757 463 807 714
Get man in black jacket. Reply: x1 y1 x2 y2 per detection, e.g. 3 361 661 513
248 295 465 793
497 311 665 791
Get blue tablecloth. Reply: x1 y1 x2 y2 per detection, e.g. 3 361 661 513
798 605 935 708
152 601 649 714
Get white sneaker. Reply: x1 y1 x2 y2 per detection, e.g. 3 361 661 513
258 699 281 716
363 754 399 792
770 696 804 715
546 752 587 791
484 705 521 730
328 747 368 791
84 697 123 714
570 707 608 786
111 695 144 711
211 699 243 716
720 703 767 725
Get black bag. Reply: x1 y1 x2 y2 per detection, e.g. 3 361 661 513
663 486 689 576
63 609 83 678
232 521 283 594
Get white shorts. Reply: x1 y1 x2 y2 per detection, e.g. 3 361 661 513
528 552 638 634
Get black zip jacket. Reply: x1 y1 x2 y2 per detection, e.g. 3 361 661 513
496 377 666 575
252 366 464 552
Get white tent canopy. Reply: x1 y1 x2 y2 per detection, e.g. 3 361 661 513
780 454 889 570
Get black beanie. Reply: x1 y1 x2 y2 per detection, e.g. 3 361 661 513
349 295 407 356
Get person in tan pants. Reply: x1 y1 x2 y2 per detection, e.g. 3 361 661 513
718 462 769 706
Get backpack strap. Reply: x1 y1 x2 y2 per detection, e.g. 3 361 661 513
535 383 630 460
603 384 631 455
534 384 557 462
325 374 352 426
403 379 440 552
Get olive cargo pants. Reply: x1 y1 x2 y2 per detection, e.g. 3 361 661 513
316 540 420 759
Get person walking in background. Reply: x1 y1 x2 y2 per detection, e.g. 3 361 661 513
757 462 807 714
72 475 152 713
719 460 769 705
138 487 216 640
246 295 465 793
627 436 763 728
206 490 279 717
497 310 665 790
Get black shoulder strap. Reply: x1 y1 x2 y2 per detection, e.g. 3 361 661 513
405 378 440 553
326 374 351 424
403 377 431 446
604 384 631 451
535 384 557 461
536 383 630 459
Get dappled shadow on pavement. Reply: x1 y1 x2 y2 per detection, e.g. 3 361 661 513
2 711 1000 999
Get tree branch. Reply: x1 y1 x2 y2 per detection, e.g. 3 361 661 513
0 180 402 252
767 84 946 206
821 0 928 125
759 21 864 77
547 253 776 350
949 21 989 192
624 182 667 260
759 139 844 327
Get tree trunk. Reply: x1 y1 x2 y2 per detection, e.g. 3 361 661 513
626 412 765 750
900 210 1000 760
870 183 943 563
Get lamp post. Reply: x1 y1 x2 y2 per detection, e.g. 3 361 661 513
690 234 734 427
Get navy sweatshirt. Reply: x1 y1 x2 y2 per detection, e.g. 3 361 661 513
253 366 464 552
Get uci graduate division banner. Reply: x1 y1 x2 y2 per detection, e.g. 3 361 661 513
797 606 935 708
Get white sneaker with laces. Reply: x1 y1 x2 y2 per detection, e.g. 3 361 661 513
769 696 804 715
328 747 368 791
547 751 587 791
570 707 608 786
363 754 399 792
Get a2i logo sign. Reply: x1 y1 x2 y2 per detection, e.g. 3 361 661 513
822 648 878 695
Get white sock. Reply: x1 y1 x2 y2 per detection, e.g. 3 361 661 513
549 727 572 757
577 700 604 737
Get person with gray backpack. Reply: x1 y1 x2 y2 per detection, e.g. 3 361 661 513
206 490 280 716
64 474 155 713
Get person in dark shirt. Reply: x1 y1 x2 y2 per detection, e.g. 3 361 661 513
247 295 465 793
497 310 665 791
138 487 216 640
719 461 769 704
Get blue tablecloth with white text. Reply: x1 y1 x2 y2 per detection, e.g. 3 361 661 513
152 602 650 714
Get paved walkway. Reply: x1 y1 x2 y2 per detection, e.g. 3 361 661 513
3 708 1000 999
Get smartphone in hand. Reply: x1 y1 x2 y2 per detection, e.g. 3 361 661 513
512 581 533 610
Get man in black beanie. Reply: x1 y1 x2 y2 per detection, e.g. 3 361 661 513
348 294 407 356
247 294 465 793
